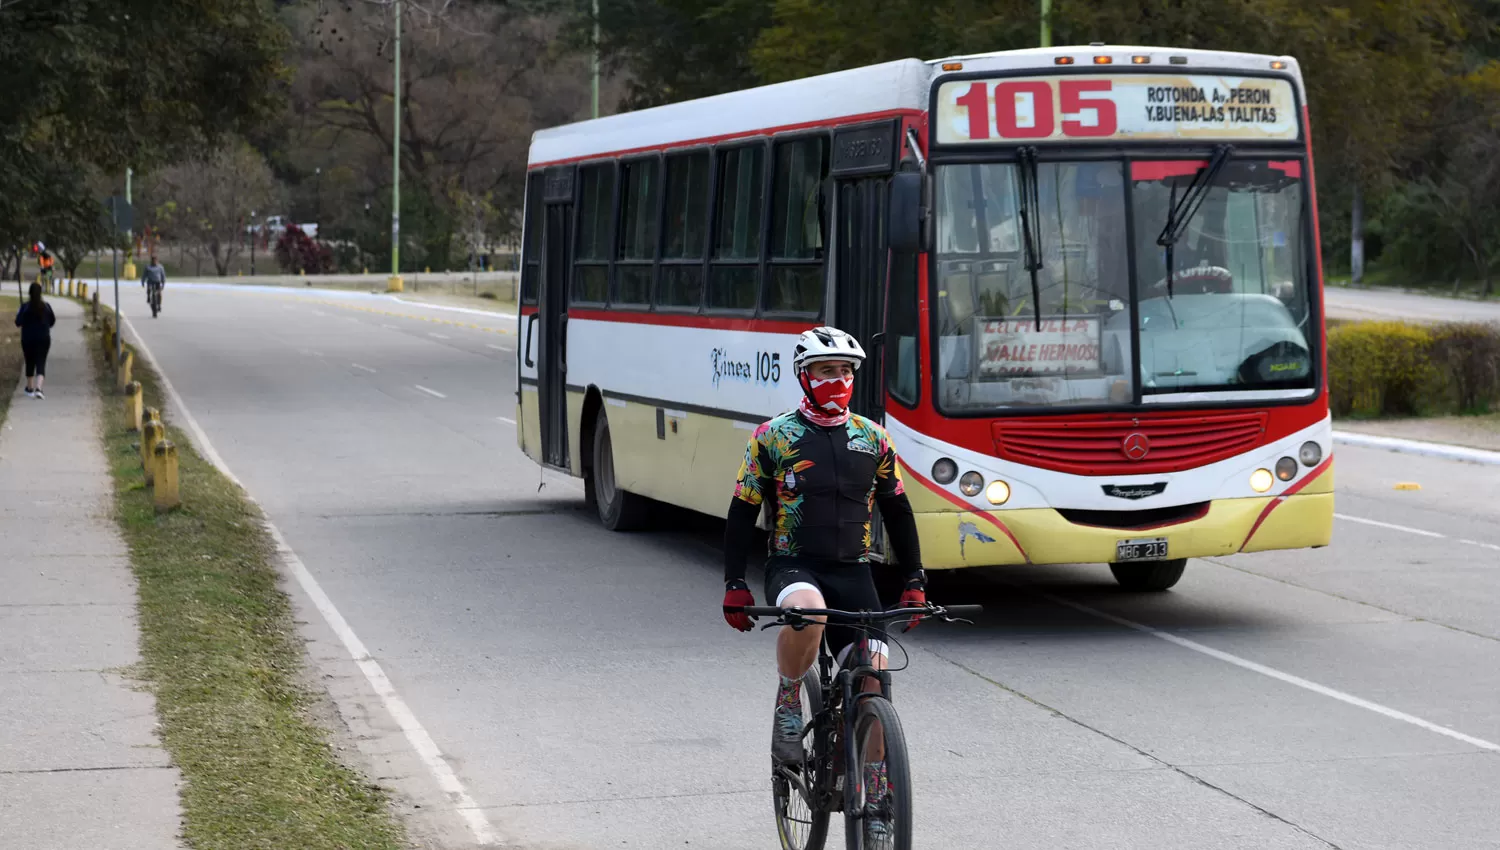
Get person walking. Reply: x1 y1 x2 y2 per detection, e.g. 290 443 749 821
15 282 56 399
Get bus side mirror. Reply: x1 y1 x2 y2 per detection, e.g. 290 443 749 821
888 171 926 254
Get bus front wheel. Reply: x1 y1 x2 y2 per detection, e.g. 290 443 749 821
590 411 650 531
1110 558 1187 592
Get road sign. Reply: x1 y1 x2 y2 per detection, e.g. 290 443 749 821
104 196 133 233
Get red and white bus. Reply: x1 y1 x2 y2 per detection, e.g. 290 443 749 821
516 45 1332 590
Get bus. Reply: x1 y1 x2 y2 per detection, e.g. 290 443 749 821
516 45 1332 591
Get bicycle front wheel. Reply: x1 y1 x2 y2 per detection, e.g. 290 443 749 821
773 669 829 850
846 696 911 850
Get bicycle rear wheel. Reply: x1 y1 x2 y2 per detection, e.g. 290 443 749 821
846 696 911 850
773 669 829 850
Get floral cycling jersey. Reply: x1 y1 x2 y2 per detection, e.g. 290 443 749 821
733 409 905 563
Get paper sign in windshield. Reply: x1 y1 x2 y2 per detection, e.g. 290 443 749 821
978 317 1102 378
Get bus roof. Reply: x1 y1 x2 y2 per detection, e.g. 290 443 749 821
527 45 1304 167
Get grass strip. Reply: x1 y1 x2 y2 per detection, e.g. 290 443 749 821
87 310 410 850
0 295 20 424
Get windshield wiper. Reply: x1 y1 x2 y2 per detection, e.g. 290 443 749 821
1016 146 1044 330
1156 144 1234 298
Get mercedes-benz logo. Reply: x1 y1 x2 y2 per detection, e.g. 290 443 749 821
1122 432 1151 461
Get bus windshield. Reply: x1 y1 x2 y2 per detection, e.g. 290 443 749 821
932 157 1313 412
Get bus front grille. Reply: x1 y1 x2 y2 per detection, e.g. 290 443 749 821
992 411 1268 475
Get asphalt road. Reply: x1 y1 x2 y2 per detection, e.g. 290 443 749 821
114 281 1500 850
1325 285 1500 323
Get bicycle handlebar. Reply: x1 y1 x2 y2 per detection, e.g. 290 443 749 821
740 603 983 623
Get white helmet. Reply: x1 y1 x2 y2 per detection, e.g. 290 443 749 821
793 326 866 372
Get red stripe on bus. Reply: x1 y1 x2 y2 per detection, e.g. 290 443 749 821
528 108 924 169
1237 454 1333 552
898 459 1032 563
567 309 816 335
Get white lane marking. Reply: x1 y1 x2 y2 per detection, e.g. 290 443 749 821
351 363 377 374
1334 513 1445 538
382 324 399 330
118 312 499 844
1459 539 1500 552
415 385 447 399
429 332 450 340
485 343 512 352
495 416 516 425
733 421 759 431
1333 430 1500 467
311 310 329 317
1038 590 1500 753
663 409 688 419
605 398 627 408
391 295 517 320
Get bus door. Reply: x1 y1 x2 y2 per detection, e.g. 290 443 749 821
830 120 900 423
831 121 898 562
538 165 575 470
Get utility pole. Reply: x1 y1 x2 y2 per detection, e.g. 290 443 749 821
591 0 600 119
388 0 405 292
1039 0 1052 47
123 168 137 280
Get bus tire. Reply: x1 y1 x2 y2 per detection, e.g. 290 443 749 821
591 410 650 531
1110 558 1187 592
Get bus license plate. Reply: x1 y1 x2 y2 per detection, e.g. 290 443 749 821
1115 538 1169 562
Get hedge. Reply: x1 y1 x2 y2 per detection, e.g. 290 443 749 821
1327 320 1500 417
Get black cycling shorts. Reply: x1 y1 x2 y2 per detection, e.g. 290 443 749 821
764 558 887 666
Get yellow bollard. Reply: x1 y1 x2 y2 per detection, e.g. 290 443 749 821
141 419 163 485
153 441 180 513
118 350 133 392
425 266 431 274
79 282 88 301
124 381 143 432
123 259 136 279
386 275 404 293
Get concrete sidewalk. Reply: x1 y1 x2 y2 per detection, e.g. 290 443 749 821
0 298 182 847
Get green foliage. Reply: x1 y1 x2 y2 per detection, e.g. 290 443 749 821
1327 320 1500 416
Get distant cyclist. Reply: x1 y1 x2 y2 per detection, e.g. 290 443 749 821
720 326 926 843
143 256 166 310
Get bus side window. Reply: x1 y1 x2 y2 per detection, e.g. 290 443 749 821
659 150 709 310
616 156 660 307
708 142 765 311
766 135 828 315
520 172 543 305
573 162 615 305
887 252 920 407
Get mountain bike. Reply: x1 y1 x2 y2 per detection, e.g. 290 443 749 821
741 602 982 850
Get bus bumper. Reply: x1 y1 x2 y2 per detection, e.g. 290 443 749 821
914 491 1334 569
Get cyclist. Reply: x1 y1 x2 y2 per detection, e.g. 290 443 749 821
143 255 166 310
721 326 926 841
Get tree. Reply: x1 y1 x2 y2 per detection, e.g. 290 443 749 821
0 0 284 280
279 0 588 270
141 142 282 276
275 225 333 274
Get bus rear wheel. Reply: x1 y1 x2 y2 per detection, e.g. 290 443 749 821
1110 558 1187 592
590 411 650 531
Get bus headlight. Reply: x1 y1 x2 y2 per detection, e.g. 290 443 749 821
985 480 1011 505
1275 456 1298 482
932 458 958 485
1249 468 1274 493
1299 441 1323 467
959 472 984 497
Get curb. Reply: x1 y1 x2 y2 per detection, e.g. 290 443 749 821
1332 430 1500 466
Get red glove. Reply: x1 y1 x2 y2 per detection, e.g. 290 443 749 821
722 580 756 632
898 578 927 633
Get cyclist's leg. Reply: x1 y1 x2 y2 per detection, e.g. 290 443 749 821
764 561 828 679
764 561 827 762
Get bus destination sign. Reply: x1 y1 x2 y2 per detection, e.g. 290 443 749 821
936 74 1298 145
